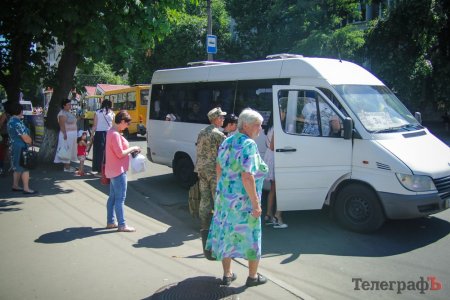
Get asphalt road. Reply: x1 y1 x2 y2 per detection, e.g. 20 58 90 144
128 135 450 300
1 127 449 300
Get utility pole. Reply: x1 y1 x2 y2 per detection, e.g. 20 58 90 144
206 0 213 61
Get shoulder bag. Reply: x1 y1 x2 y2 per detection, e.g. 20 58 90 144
20 144 38 169
100 150 110 185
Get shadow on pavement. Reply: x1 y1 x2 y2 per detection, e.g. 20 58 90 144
262 210 450 261
5 125 448 262
0 163 98 198
35 226 117 243
146 276 244 300
0 199 22 213
133 226 198 249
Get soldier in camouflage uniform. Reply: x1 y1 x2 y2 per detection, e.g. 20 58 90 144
195 107 226 259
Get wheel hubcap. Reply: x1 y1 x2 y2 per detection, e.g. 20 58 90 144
346 196 370 222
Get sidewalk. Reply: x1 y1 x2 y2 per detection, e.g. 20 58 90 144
0 165 306 300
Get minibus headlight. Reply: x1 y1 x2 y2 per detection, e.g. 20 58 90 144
395 173 436 192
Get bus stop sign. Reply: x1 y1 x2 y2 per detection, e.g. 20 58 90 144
207 35 217 54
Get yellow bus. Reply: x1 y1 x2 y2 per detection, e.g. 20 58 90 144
104 85 150 136
81 94 103 128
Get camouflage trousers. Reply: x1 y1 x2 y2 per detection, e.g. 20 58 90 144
198 173 217 230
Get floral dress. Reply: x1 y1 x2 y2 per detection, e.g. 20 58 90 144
205 132 268 261
7 116 29 172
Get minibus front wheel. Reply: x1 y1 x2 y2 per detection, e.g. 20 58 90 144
334 184 385 233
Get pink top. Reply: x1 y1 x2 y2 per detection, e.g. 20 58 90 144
105 128 130 178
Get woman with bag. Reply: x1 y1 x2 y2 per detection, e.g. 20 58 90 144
7 102 37 194
105 110 140 232
91 100 114 176
54 99 78 172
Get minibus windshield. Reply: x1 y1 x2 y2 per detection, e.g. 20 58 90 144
334 85 421 133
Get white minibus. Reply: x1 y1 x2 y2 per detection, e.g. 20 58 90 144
146 54 450 232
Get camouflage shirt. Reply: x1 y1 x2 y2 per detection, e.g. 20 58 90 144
195 124 226 175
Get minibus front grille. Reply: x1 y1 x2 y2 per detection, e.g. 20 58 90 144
433 175 450 200
376 162 391 171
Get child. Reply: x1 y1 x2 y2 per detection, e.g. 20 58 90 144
75 132 89 176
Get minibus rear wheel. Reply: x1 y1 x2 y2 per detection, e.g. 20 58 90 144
173 156 196 189
334 184 385 233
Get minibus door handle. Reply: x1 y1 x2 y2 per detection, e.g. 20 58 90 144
276 148 297 152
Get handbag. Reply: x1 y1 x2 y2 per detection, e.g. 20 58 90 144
100 150 110 185
57 141 71 160
20 146 38 169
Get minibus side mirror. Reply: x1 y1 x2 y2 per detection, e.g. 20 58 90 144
343 117 353 140
414 112 422 124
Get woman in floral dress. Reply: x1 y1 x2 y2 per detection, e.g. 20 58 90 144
205 108 268 287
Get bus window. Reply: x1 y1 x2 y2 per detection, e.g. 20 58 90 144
128 91 136 110
140 89 149 106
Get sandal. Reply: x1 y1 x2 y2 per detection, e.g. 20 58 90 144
117 225 136 232
221 273 237 286
245 274 267 287
106 223 118 229
23 190 38 195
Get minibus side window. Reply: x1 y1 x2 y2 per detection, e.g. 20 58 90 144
235 79 289 130
278 89 343 137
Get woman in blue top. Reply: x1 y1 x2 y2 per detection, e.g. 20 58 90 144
7 102 37 194
205 108 268 287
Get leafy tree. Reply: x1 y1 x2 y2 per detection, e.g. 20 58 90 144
0 0 53 104
1 0 191 161
75 61 127 92
225 0 361 60
364 0 445 112
129 0 233 84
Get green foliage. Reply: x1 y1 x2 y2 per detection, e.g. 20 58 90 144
224 0 361 60
292 26 365 61
129 0 233 84
0 0 188 101
364 0 445 110
75 61 127 91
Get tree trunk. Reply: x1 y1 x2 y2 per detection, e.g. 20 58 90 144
40 37 81 163
38 127 59 163
0 34 32 104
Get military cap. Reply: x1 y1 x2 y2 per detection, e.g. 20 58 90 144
207 107 227 121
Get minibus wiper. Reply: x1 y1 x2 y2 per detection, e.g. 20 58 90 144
372 123 423 134
372 125 411 134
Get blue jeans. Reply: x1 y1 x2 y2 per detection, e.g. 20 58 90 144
107 172 127 226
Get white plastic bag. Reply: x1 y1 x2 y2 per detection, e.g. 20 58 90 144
57 141 71 161
130 153 146 174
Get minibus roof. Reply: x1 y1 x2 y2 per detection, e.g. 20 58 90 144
151 57 384 86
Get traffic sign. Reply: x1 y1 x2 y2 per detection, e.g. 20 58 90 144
207 35 217 54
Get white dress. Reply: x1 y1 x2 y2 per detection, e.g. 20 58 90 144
54 110 78 163
263 127 275 181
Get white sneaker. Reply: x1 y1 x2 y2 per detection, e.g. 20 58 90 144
64 167 76 172
273 220 288 229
